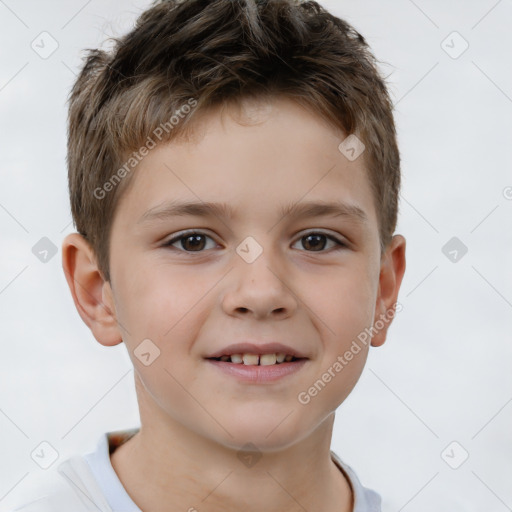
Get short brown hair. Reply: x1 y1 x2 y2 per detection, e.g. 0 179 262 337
67 0 400 283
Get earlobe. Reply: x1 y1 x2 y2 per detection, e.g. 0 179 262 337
370 234 406 348
61 233 123 347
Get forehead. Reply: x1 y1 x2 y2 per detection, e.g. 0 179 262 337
113 96 378 232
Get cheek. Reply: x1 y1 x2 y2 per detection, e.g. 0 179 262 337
114 265 216 400
304 265 375 404
307 264 376 337
113 261 208 337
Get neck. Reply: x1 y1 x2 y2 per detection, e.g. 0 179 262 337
110 381 353 512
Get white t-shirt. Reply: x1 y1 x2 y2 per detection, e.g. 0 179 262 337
10 429 381 512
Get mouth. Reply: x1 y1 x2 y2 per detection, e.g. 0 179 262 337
204 352 309 383
206 353 305 365
204 342 310 382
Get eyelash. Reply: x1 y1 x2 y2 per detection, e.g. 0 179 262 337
162 230 347 254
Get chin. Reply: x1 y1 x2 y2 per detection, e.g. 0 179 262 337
211 410 310 453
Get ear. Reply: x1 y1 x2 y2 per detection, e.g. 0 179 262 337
371 234 406 347
61 233 122 347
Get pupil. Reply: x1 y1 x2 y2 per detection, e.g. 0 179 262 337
183 234 204 251
303 234 325 251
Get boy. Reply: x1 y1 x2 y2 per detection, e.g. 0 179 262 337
12 0 406 510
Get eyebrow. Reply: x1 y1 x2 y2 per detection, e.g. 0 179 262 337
137 199 368 225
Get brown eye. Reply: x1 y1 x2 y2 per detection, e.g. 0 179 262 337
292 231 346 252
180 234 206 251
163 231 217 252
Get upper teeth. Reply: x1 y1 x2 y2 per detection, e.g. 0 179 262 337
218 353 295 365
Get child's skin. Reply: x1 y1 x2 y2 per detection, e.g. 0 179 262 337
62 96 406 512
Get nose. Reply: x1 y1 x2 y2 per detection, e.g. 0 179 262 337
221 246 298 320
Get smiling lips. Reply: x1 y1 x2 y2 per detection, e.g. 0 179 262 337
206 352 308 383
205 342 309 366
209 353 300 365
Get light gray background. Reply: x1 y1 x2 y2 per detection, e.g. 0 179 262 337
1 1 511 510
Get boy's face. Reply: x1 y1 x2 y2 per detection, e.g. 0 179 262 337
66 96 405 451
